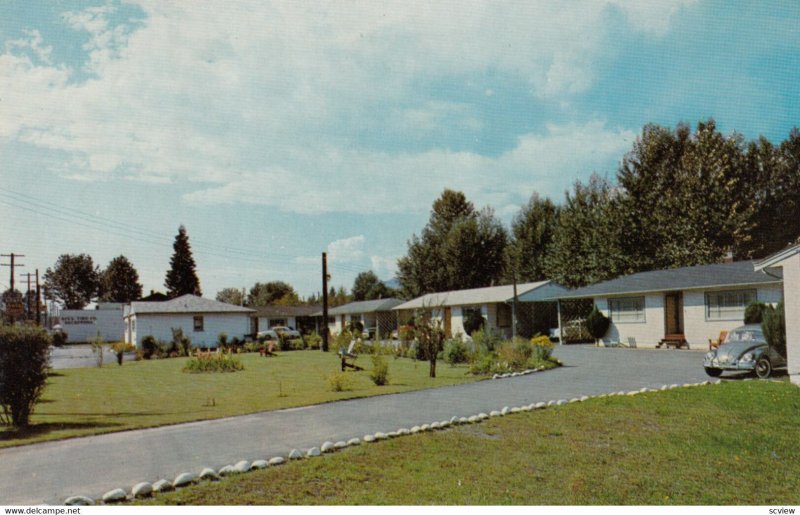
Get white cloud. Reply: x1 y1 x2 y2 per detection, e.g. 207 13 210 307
1 1 679 214
327 236 366 264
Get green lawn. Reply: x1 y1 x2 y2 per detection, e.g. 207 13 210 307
140 380 800 505
0 351 479 448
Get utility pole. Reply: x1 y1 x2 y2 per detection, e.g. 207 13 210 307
22 272 33 321
35 269 41 326
1 253 25 291
512 270 518 339
322 252 329 352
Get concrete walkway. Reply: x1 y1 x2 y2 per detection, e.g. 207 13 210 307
0 346 711 505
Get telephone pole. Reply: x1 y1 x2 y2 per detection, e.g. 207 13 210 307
21 271 34 321
1 253 25 291
322 252 329 352
35 269 41 326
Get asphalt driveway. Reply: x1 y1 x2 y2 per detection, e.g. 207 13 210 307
1 345 711 505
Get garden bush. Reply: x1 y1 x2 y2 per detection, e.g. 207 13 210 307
51 329 68 347
442 338 470 364
171 327 192 356
326 372 354 392
217 332 228 348
333 329 353 353
369 355 390 386
471 327 502 354
0 325 51 427
142 335 158 359
111 341 135 365
183 351 244 373
586 306 610 341
469 353 495 375
744 301 768 324
305 331 322 350
530 335 554 360
463 310 485 336
762 301 786 358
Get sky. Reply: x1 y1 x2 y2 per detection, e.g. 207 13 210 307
1 0 799 301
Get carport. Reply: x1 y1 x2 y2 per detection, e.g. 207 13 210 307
755 243 800 386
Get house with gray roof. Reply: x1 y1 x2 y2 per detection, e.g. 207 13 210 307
251 304 322 336
314 298 404 338
546 260 783 349
124 294 255 348
394 281 567 339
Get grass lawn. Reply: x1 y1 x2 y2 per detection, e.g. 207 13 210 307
139 380 800 505
0 351 480 448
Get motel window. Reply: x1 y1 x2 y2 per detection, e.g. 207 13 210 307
193 315 204 332
496 303 512 328
608 297 645 323
705 289 756 321
269 319 287 327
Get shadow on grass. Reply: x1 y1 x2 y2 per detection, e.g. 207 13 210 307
47 372 66 378
0 421 122 441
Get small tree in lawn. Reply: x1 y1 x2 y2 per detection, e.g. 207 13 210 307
586 306 611 345
165 225 202 299
414 307 445 378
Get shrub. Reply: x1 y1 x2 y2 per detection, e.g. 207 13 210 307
217 332 228 348
333 329 353 354
326 372 354 392
305 331 322 350
51 329 68 347
530 335 554 360
183 351 244 373
586 306 610 340
443 338 470 365
0 325 51 427
463 310 485 336
762 301 786 358
471 327 502 354
469 353 495 375
141 335 158 359
369 355 390 385
744 301 768 324
171 327 192 356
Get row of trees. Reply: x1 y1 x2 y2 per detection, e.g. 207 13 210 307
399 120 800 294
38 225 202 309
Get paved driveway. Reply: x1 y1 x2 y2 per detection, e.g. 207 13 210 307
1 345 710 505
49 345 135 369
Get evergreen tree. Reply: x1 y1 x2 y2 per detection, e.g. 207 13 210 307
164 225 201 298
397 189 507 296
99 255 143 303
352 271 391 301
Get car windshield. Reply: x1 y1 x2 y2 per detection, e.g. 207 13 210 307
726 329 763 342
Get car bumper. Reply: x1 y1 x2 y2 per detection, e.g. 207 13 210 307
703 359 755 372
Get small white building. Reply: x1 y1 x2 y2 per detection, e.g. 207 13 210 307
251 304 322 335
755 243 800 386
317 298 404 337
394 281 567 339
123 294 255 349
58 304 125 343
550 261 783 349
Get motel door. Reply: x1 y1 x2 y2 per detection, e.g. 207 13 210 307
664 292 684 335
444 307 452 338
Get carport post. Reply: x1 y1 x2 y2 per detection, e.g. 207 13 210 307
556 299 563 345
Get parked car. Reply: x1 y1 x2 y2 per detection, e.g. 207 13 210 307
703 324 786 378
271 326 301 338
256 329 278 341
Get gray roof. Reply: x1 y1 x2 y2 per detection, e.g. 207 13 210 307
394 281 564 310
252 304 322 318
313 298 404 316
126 294 255 316
755 243 800 271
550 260 782 300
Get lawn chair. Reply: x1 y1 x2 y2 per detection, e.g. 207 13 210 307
339 340 364 372
627 337 637 349
709 331 728 350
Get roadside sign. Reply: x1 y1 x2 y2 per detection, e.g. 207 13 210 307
5 301 24 317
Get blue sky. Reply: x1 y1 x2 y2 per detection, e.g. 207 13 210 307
1 0 799 300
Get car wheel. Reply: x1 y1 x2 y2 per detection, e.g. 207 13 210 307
704 367 723 377
755 357 772 379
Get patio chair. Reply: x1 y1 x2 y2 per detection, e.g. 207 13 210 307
339 340 363 372
627 337 637 348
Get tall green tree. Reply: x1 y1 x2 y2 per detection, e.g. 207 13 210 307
504 193 559 283
248 281 299 306
164 225 201 298
43 254 101 309
216 287 245 306
544 174 625 288
352 271 392 301
99 255 143 303
397 189 507 296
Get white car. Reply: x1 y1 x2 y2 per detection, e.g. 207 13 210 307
256 329 278 341
271 326 301 338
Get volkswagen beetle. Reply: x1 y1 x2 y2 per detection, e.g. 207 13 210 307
703 324 786 379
